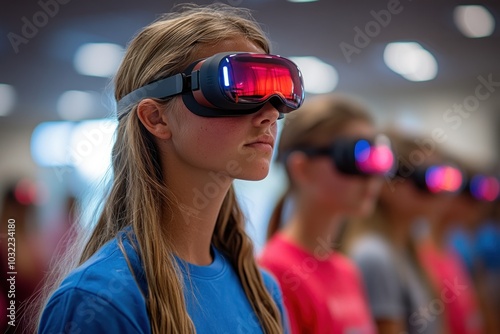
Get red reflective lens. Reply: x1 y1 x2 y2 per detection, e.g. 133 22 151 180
354 139 394 174
221 54 303 108
425 166 463 193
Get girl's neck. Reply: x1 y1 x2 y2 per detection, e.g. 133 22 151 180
282 199 342 257
385 210 414 250
164 164 232 266
428 217 448 251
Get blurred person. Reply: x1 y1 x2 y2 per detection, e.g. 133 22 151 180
443 169 499 334
0 180 47 334
446 174 486 276
416 165 486 334
341 130 451 334
35 3 306 333
259 93 394 333
474 201 500 321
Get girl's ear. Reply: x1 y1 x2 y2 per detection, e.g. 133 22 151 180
286 151 312 187
136 99 172 140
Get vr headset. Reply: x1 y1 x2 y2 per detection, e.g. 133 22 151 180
466 174 500 201
117 52 305 119
397 164 465 194
296 135 396 176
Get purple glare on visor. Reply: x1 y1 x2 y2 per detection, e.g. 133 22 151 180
470 175 500 201
354 140 394 174
425 166 463 193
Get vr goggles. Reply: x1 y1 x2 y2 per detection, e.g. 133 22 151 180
297 135 396 176
398 164 465 194
467 174 500 201
117 52 305 119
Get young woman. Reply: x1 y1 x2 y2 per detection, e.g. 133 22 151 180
446 171 499 334
259 94 390 333
416 168 485 334
37 4 305 333
342 131 453 334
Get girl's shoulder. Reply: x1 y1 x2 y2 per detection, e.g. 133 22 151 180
39 231 150 333
60 231 145 294
259 267 281 295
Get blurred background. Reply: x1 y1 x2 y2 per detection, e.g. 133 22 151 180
0 0 499 270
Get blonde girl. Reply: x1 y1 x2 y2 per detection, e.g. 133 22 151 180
37 4 304 333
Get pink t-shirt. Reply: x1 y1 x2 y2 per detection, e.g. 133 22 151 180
259 233 376 334
418 241 484 334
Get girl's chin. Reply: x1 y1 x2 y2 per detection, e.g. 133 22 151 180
237 160 271 180
237 172 270 181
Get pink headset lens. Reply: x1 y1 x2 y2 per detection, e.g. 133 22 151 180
471 175 500 201
355 140 394 174
426 166 463 193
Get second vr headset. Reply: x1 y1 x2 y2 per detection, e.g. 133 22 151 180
117 52 305 119
291 135 396 176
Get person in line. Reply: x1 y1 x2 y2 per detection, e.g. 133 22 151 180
37 4 305 333
416 163 485 334
445 167 499 334
259 94 386 334
341 130 450 334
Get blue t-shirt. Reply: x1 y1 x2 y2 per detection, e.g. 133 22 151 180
38 230 289 333
475 220 500 271
447 221 500 275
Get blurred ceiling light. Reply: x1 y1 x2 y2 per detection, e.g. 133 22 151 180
31 119 117 181
31 121 74 167
0 83 17 116
57 90 98 121
289 56 338 94
454 5 495 38
71 120 117 182
74 43 124 77
383 42 438 82
394 110 425 136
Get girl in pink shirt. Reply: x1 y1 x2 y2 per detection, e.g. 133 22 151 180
259 94 388 334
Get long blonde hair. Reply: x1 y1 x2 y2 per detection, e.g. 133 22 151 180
267 93 374 239
37 4 283 334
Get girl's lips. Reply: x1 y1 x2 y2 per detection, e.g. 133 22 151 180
245 135 275 150
245 142 273 151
